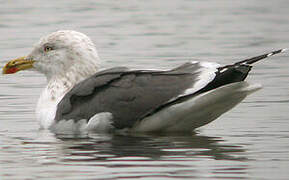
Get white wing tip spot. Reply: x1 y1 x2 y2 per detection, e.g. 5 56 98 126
281 48 288 53
219 68 227 73
190 60 199 64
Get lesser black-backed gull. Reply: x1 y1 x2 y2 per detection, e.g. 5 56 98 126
2 30 287 134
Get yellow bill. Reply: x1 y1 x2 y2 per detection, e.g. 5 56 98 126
2 57 35 74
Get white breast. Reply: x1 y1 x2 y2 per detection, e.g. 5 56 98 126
35 71 92 129
36 87 62 129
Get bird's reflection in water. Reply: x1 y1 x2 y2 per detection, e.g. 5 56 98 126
55 132 248 162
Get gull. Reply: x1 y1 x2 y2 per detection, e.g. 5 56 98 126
2 30 287 134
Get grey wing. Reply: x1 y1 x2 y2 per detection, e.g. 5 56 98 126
55 62 219 129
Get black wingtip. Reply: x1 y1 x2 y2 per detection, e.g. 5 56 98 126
235 48 288 65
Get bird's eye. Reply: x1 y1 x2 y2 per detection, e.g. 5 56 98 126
44 46 53 52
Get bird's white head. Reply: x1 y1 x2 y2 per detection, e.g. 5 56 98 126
3 30 101 81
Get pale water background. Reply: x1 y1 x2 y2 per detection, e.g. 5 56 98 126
1 0 289 179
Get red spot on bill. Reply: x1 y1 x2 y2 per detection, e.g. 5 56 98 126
6 67 19 74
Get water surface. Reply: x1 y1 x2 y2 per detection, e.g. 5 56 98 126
1 0 289 179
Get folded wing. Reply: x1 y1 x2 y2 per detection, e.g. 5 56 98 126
55 62 220 129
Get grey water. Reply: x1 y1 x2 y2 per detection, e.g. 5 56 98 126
1 0 289 179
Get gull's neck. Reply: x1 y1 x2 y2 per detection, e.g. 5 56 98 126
46 74 80 101
45 64 99 101
36 63 99 129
